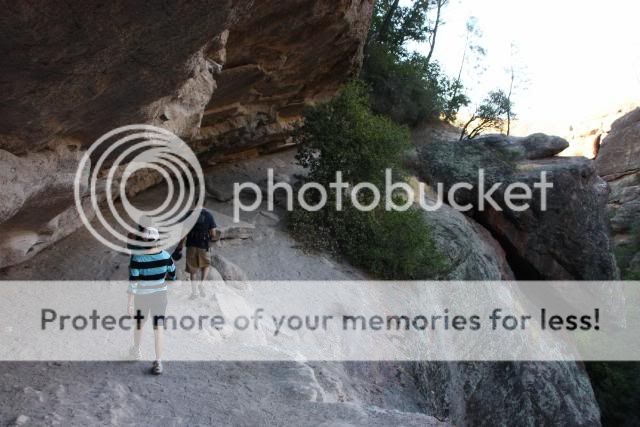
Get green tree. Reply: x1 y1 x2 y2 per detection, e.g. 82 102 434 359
363 0 468 125
289 83 447 279
295 82 408 187
424 0 448 67
459 89 514 140
370 0 434 54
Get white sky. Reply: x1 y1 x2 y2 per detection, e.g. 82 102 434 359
405 0 640 131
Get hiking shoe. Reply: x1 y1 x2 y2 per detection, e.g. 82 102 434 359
128 346 142 361
199 285 206 298
152 360 163 375
189 292 198 300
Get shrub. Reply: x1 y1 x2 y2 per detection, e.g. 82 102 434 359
295 81 409 187
288 82 447 279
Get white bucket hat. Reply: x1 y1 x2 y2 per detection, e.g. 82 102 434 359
142 227 160 242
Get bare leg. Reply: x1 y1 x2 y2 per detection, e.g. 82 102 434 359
199 267 209 296
190 272 198 295
153 326 163 361
133 317 147 349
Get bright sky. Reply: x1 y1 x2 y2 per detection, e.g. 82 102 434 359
405 0 640 132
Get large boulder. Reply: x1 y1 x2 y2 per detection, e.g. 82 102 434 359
596 108 640 178
512 133 570 160
438 133 568 161
596 108 640 279
426 201 514 280
419 133 618 280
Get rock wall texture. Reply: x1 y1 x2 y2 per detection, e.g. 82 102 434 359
425 202 514 280
415 361 600 425
0 0 234 152
0 0 374 268
596 108 640 278
194 0 373 160
414 131 607 425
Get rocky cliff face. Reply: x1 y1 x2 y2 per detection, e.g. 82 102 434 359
194 1 373 159
419 133 619 280
596 108 640 278
0 0 373 268
415 361 600 425
558 103 639 160
413 131 609 424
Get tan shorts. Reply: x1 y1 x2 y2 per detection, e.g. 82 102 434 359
185 247 211 273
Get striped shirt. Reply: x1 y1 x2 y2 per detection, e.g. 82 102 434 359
128 250 176 295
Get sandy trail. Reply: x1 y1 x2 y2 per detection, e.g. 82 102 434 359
0 151 443 426
0 361 442 426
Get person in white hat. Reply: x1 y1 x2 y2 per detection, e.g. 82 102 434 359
127 226 176 375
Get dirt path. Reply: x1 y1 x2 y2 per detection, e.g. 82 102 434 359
0 151 444 426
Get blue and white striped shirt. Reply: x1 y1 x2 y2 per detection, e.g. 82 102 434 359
128 250 176 295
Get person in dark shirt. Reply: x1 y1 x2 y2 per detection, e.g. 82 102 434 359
176 202 218 299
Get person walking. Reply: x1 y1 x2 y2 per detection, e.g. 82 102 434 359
128 227 176 375
175 201 218 299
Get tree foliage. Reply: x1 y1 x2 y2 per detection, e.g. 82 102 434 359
289 83 447 279
362 0 468 125
459 89 514 140
370 0 436 54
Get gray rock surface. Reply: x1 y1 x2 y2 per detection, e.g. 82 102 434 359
211 253 250 289
515 133 570 159
419 134 618 280
0 362 445 427
0 1 373 154
414 361 600 426
596 108 640 178
595 108 640 278
456 133 569 161
0 0 235 152
0 162 446 426
0 142 89 268
425 202 514 280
